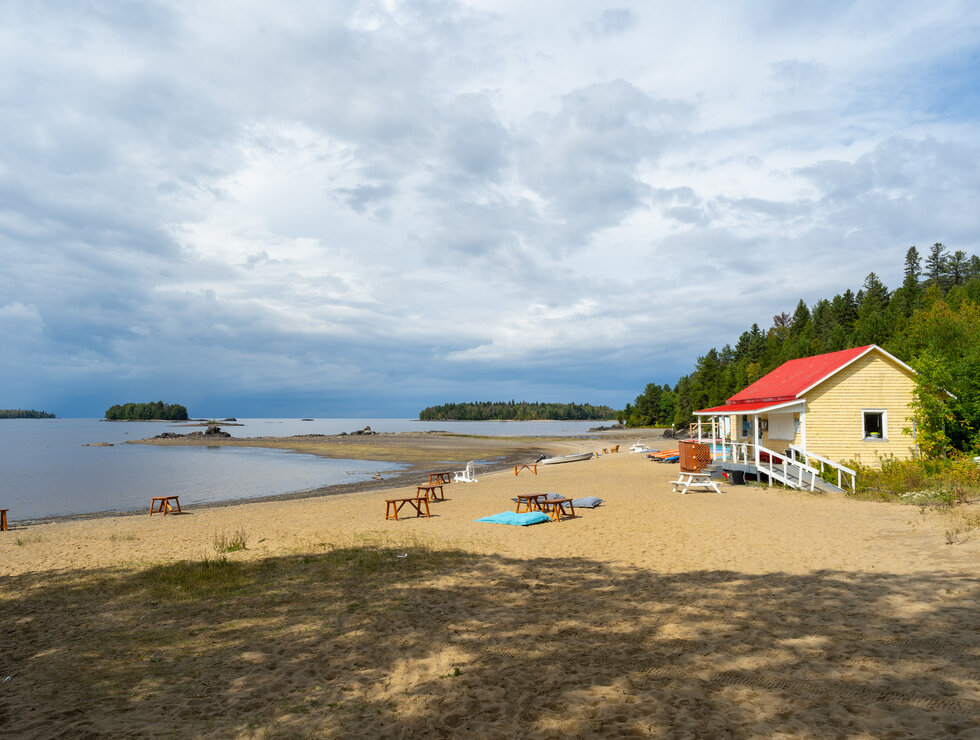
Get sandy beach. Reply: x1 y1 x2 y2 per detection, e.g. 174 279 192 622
1 434 978 737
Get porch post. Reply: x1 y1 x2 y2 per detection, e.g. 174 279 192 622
697 418 702 443
711 416 716 446
721 415 729 461
753 414 760 467
800 406 807 454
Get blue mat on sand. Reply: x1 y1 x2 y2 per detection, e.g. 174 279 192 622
475 511 552 526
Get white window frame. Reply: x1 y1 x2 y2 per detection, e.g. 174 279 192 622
862 409 887 441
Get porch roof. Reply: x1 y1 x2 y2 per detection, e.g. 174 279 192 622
694 399 804 416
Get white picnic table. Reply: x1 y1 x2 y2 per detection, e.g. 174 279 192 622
670 471 721 494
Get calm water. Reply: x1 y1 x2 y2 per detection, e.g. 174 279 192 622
0 418 602 520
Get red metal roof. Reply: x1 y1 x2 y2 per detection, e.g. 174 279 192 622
725 345 872 404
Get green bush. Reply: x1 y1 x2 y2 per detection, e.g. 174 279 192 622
851 456 980 505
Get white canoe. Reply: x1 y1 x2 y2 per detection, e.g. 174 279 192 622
537 451 595 465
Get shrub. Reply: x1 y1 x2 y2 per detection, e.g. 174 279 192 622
851 455 980 505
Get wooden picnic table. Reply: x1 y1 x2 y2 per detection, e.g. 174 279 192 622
429 471 451 484
670 472 722 494
539 497 575 521
149 496 183 516
416 484 445 501
514 463 537 476
515 493 550 513
386 497 431 520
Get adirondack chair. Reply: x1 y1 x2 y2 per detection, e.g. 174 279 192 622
453 461 478 483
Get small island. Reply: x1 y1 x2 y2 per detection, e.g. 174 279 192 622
419 400 618 421
104 401 189 421
0 409 56 419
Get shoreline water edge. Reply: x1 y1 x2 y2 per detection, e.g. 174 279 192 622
5 420 645 524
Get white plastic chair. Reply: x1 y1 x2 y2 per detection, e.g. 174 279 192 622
453 461 478 483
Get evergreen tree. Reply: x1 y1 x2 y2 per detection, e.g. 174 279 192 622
925 242 949 289
830 290 858 332
810 298 834 350
658 385 676 424
859 272 890 313
790 300 810 337
894 245 922 317
949 250 968 286
968 255 980 281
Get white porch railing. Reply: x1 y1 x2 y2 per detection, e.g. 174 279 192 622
756 443 820 491
719 441 820 491
697 439 853 492
788 445 856 492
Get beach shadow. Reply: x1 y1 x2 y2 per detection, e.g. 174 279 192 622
0 549 977 737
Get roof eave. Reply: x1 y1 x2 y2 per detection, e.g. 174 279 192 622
694 399 805 416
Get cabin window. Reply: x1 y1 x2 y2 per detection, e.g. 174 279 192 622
741 415 750 438
863 410 887 441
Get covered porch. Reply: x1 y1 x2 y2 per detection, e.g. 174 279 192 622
692 400 855 492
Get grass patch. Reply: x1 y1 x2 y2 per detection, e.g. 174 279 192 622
212 526 248 553
137 555 255 600
15 534 42 546
943 508 980 545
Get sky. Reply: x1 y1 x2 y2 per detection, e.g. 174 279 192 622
3 1 980 418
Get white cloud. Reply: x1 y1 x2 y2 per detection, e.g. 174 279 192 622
1 0 980 415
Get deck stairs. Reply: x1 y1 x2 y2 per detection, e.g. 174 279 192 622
709 442 850 493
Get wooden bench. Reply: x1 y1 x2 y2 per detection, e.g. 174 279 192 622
429 471 451 484
670 472 721 494
0 509 7 531
149 496 182 515
416 484 445 501
539 497 575 521
514 463 537 476
515 493 549 513
386 497 431 520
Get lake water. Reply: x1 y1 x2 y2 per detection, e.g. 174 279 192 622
0 418 604 520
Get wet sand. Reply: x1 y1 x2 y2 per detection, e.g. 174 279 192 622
1 434 978 737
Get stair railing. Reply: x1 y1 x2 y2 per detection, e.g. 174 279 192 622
788 445 856 492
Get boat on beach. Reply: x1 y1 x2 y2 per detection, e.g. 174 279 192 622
537 451 595 465
629 440 653 453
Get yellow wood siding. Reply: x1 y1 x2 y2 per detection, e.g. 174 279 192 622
800 352 917 466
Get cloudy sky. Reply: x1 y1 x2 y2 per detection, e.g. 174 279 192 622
3 1 980 417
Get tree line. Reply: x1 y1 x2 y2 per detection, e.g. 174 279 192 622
104 401 189 421
623 243 980 456
0 409 56 418
419 401 618 421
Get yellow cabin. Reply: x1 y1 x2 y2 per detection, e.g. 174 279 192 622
694 345 918 489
